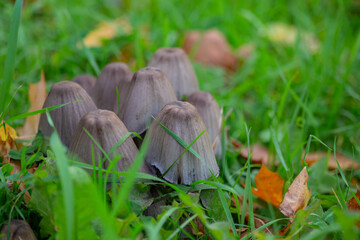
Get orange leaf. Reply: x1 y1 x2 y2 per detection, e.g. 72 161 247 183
279 167 311 219
347 189 360 211
0 122 18 163
18 71 47 138
252 165 284 207
305 152 360 170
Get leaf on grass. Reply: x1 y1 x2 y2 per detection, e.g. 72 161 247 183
252 164 284 207
0 122 18 163
347 189 360 211
231 139 271 165
183 29 238 71
18 71 47 138
305 152 360 170
265 22 320 53
279 167 311 219
80 18 132 48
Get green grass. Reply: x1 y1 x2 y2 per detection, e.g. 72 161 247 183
1 0 360 239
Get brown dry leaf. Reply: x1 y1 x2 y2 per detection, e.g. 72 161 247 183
81 18 132 48
305 152 360 170
183 29 238 71
0 122 18 163
18 71 47 138
265 22 320 53
230 139 272 165
190 216 205 236
347 189 360 211
252 165 284 207
279 167 311 219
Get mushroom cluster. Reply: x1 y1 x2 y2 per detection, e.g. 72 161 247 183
38 47 222 185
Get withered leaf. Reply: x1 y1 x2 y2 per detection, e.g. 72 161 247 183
347 189 360 211
279 167 311 219
18 71 47 138
231 139 271 165
0 122 18 163
183 29 237 71
252 165 284 207
305 152 360 170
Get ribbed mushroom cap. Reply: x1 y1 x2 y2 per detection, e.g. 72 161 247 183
38 81 97 147
69 109 150 173
118 67 177 135
72 74 96 95
145 101 219 185
187 91 222 158
0 220 36 240
148 48 199 99
92 62 131 111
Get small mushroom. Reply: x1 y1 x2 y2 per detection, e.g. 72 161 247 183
187 91 222 158
145 101 219 185
118 67 177 136
148 48 199 99
69 109 150 174
72 74 96 95
92 62 132 111
0 220 36 240
38 81 97 147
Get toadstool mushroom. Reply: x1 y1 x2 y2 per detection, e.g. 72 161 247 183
72 74 96 96
118 67 177 136
0 220 36 240
148 48 199 99
69 109 150 174
145 101 219 185
92 62 132 111
38 81 97 147
187 91 222 159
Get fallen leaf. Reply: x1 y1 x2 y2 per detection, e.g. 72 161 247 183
279 167 312 219
81 18 132 48
252 165 284 207
18 71 47 138
347 189 360 211
265 22 320 53
304 152 360 170
230 139 272 165
0 122 18 163
183 29 237 71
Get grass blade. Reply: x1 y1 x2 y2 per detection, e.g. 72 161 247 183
0 0 23 113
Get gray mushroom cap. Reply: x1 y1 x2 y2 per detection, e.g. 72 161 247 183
187 91 222 158
145 101 219 185
0 220 36 240
38 81 97 147
148 48 199 99
92 62 132 111
69 109 151 174
118 67 177 135
72 74 96 95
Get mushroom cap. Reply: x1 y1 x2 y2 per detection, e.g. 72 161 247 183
148 48 199 99
72 74 96 95
0 220 37 240
69 109 150 174
92 62 132 111
118 67 177 135
187 91 222 158
145 101 219 185
38 81 97 147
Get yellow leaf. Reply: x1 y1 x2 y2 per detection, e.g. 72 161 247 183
81 18 132 48
0 122 18 163
279 167 311 219
18 71 47 137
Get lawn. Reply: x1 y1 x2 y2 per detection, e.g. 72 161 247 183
0 0 360 239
